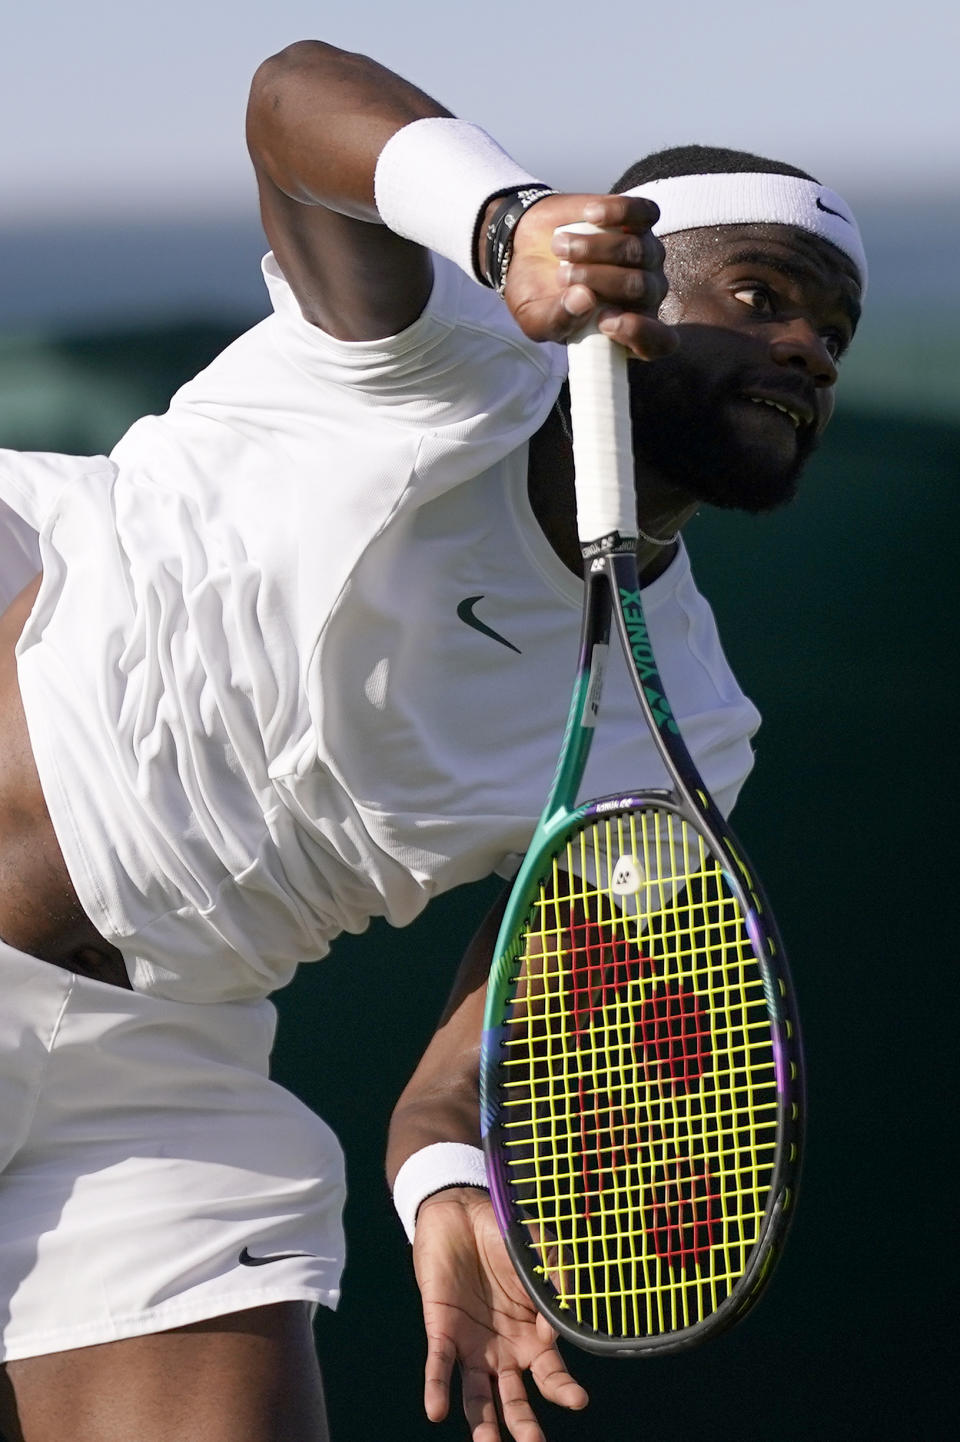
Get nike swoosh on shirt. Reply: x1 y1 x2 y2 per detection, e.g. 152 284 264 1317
456 596 521 654
815 195 849 222
239 1246 314 1267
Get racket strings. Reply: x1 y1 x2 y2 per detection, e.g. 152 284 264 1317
496 805 781 1339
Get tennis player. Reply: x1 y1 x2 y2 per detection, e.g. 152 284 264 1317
0 39 864 1442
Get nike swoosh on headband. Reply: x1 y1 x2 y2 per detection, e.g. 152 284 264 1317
815 195 848 222
456 595 521 654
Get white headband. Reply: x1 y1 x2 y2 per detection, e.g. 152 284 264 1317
623 173 867 293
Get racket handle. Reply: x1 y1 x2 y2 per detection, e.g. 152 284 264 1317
559 223 637 549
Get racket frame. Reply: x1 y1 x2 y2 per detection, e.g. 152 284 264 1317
481 546 804 1355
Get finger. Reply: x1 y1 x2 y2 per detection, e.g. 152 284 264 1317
496 1366 548 1442
582 193 662 232
557 259 667 313
527 292 676 360
559 283 597 319
461 1365 504 1442
423 1330 456 1423
553 225 665 273
597 310 678 360
528 1342 590 1412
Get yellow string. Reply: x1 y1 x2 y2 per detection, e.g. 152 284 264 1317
499 805 780 1338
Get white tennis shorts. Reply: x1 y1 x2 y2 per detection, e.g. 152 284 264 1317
0 939 346 1361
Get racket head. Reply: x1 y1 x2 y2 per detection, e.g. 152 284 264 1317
480 790 803 1356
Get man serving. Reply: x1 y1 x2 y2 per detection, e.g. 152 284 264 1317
0 39 862 1442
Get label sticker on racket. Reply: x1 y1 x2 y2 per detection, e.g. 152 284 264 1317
582 643 608 727
611 853 645 895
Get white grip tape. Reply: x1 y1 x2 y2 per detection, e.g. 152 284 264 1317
559 223 637 545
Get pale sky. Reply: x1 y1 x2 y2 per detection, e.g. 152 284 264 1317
2 0 957 224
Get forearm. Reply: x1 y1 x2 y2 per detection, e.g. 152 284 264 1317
388 1047 489 1244
248 41 674 350
386 1004 485 1189
386 888 508 1191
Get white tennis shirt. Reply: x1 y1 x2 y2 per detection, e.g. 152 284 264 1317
0 255 760 1002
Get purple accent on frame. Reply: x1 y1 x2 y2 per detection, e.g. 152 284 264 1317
773 1036 786 1096
740 902 785 1093
743 907 765 960
484 1145 513 1236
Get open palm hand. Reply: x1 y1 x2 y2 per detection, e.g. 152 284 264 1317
412 1188 588 1442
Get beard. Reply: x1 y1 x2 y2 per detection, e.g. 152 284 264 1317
628 348 822 514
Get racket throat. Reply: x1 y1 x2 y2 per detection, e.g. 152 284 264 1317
541 565 613 819
607 553 713 819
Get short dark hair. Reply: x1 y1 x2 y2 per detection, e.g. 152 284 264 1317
611 144 818 193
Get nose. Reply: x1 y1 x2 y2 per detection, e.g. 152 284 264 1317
769 319 838 388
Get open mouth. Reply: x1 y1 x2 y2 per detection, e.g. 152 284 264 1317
742 394 813 431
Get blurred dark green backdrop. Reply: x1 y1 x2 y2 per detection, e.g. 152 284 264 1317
1 321 955 1440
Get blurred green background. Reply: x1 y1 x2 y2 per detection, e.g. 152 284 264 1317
1 213 956 1438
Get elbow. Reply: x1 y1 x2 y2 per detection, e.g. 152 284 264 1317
247 39 378 172
249 38 371 104
249 41 326 124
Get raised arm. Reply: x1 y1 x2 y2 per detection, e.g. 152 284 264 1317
247 41 445 338
247 40 674 354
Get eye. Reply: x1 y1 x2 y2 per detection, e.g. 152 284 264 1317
732 284 774 314
820 330 847 362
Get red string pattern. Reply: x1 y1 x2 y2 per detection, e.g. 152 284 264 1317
567 913 719 1267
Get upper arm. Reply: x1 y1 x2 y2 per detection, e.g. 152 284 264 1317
246 41 448 340
251 162 436 342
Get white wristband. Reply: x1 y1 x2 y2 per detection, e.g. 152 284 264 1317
373 118 540 283
392 1143 489 1243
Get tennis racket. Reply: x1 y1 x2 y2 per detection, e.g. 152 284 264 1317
479 243 804 1356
